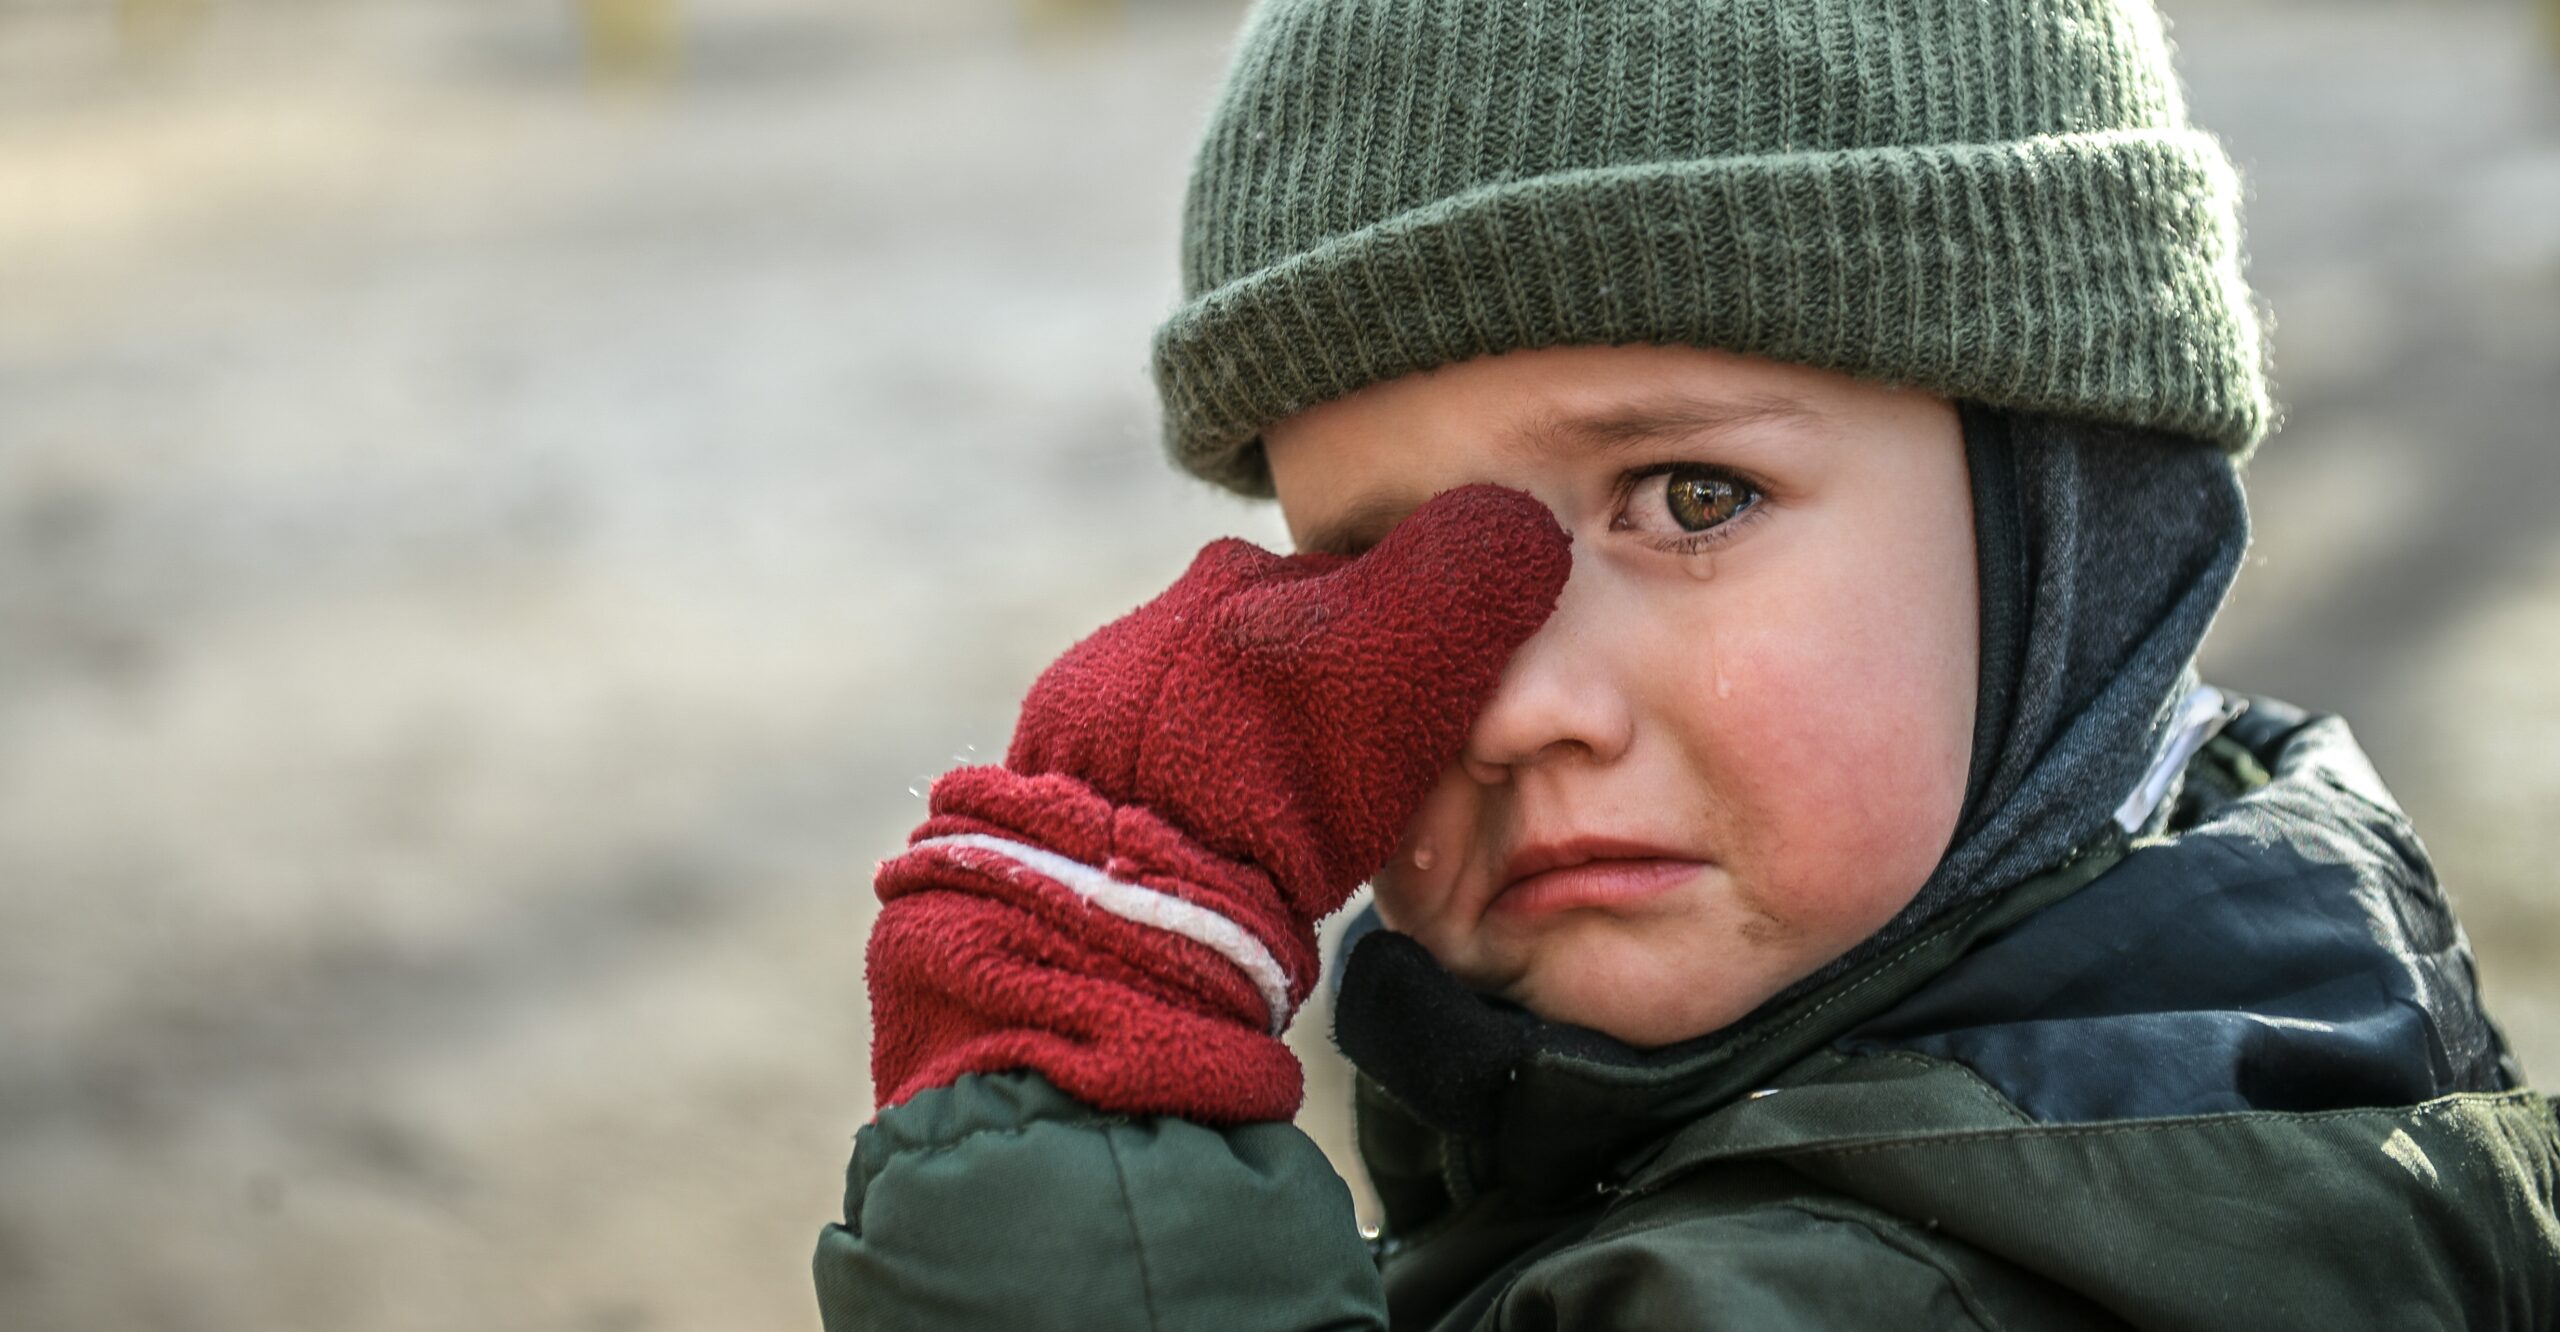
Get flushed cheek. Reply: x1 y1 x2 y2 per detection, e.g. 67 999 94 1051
1695 643 1959 943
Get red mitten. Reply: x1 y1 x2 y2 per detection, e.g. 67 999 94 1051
868 485 1570 1123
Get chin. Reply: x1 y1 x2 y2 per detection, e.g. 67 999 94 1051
1509 952 1777 1049
1397 889 1848 1047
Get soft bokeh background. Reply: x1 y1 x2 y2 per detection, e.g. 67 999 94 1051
3 0 2554 1327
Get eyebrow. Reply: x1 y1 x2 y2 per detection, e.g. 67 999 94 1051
1510 391 1823 456
1294 392 1822 557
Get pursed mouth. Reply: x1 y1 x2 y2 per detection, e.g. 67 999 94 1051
1491 836 1708 918
1500 834 1695 886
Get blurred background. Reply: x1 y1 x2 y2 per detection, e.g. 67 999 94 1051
2 0 2554 1327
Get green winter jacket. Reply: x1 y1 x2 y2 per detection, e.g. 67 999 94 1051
814 700 2560 1329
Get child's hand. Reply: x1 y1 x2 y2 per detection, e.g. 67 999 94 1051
867 484 1570 1123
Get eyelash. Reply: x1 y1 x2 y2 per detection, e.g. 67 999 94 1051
1609 463 1771 557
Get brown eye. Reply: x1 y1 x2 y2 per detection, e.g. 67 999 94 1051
1612 463 1767 547
1663 467 1749 531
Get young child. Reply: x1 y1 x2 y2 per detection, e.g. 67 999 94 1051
817 2 2560 1327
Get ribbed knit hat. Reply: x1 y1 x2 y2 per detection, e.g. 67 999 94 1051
1153 0 2272 497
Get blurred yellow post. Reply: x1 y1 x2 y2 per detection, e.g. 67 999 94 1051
115 0 208 64
1020 0 1127 40
577 0 680 85
2544 0 2560 65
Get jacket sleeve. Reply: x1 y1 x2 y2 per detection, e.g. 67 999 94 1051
814 1070 1389 1332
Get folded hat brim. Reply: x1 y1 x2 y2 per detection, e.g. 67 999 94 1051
1152 129 2270 498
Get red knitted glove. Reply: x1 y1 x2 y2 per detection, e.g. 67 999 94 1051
867 485 1570 1124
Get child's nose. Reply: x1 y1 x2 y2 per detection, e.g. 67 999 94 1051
1456 549 1633 783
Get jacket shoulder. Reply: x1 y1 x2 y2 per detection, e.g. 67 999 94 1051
1620 1053 2560 1332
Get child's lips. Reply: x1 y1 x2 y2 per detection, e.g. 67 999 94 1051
1489 837 1708 919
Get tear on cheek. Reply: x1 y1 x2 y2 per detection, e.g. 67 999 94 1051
1368 849 1458 936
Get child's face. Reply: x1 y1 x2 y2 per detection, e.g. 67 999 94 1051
1265 344 1977 1047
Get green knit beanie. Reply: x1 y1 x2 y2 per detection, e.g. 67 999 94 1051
1152 0 2271 497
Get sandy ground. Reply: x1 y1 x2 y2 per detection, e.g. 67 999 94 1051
1 1 2554 1328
